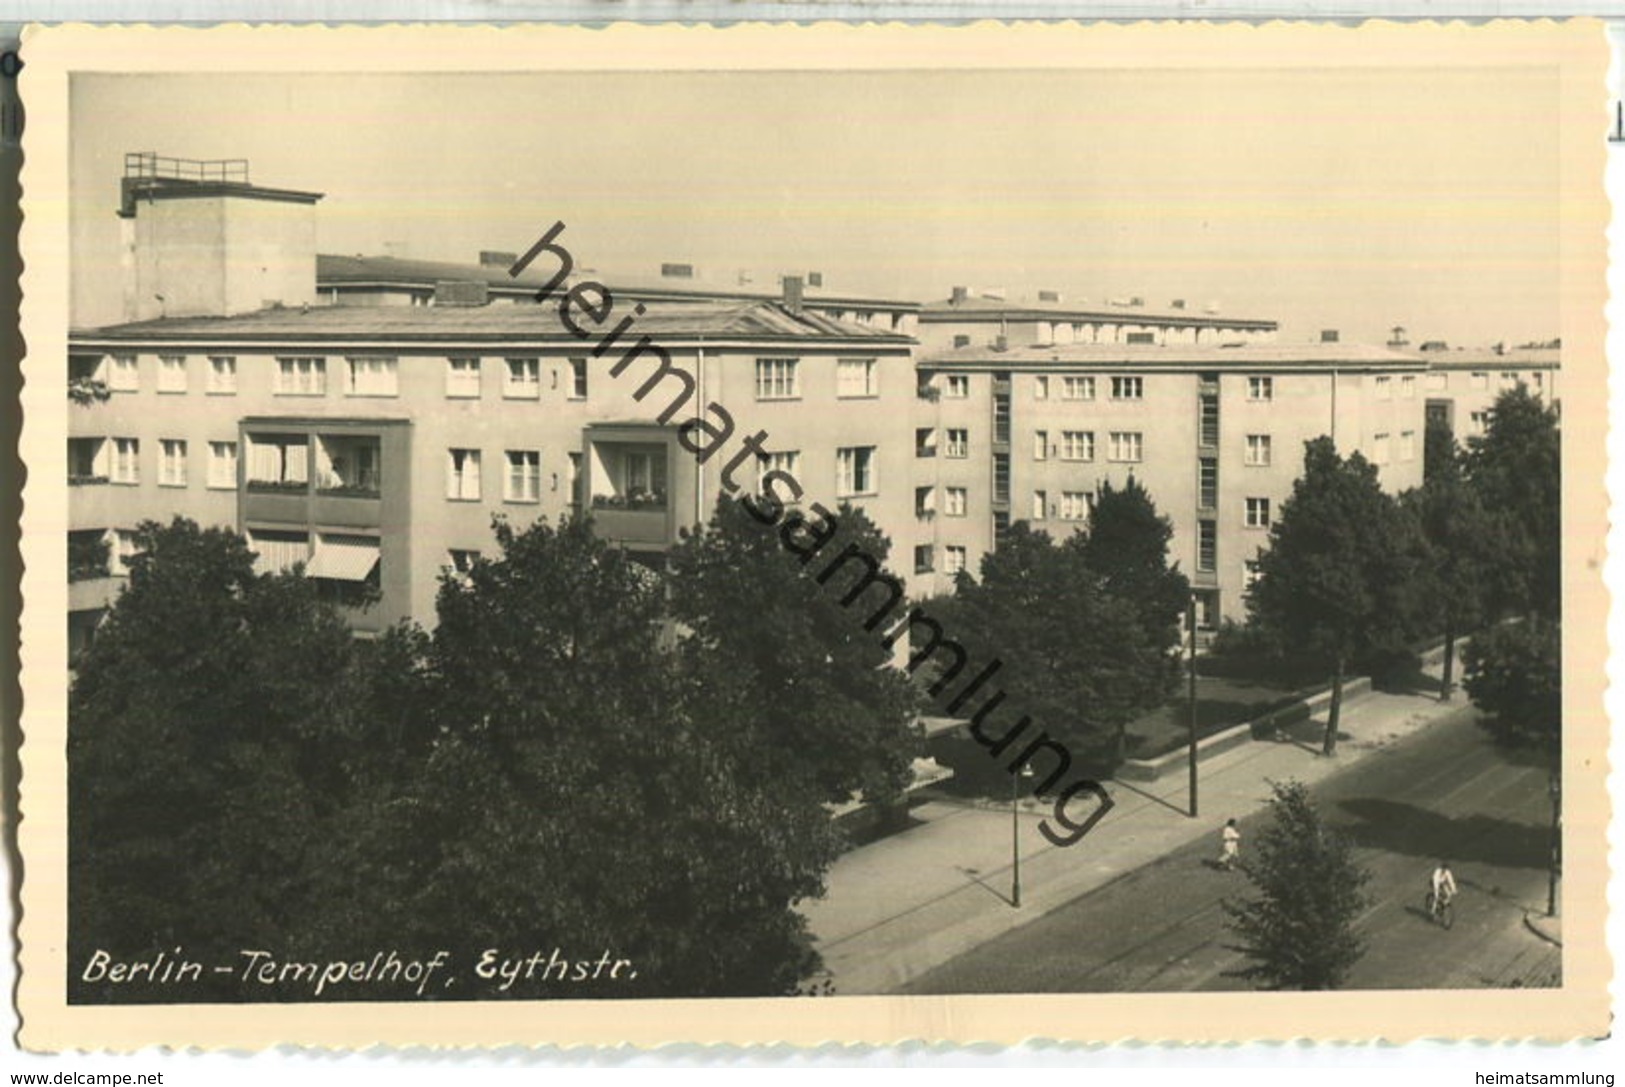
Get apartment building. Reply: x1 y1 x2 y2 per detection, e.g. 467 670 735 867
918 289 1279 356
910 340 1430 631
317 253 922 334
67 156 919 652
1416 344 1562 441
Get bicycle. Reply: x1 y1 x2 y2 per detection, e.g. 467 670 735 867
1425 887 1455 929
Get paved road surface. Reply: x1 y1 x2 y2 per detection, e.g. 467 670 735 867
902 705 1560 993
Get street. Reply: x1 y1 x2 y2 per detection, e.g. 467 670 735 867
900 704 1560 993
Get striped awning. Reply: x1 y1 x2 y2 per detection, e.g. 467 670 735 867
307 535 380 581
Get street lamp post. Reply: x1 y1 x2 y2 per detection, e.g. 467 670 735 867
1011 764 1035 908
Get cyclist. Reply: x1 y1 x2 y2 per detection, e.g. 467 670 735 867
1429 860 1458 914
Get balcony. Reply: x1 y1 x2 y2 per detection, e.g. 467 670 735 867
590 498 672 546
244 482 311 525
312 490 383 529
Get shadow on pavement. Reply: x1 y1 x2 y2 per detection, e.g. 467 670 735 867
956 865 1015 907
1333 797 1549 870
1110 776 1191 818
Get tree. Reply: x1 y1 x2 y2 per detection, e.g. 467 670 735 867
951 522 1166 776
1464 387 1561 619
1404 445 1501 700
1248 438 1418 755
409 513 840 996
666 496 918 807
1224 780 1371 990
1080 476 1192 677
1463 617 1562 915
1422 410 1458 483
69 517 367 998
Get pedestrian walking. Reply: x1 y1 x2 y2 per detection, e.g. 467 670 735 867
1219 818 1241 870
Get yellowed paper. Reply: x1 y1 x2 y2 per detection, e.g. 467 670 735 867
16 20 1611 1049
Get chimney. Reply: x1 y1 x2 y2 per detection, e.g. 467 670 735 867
993 334 1009 352
660 262 695 279
479 250 517 267
807 271 824 288
782 275 805 314
1037 290 1061 303
950 286 969 305
1320 329 1340 343
1129 296 1145 307
1170 299 1186 310
1388 325 1409 347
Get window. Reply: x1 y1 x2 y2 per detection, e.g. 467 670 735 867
914 545 935 574
1197 520 1217 572
915 486 936 517
505 450 540 502
1060 491 1092 521
246 434 309 487
1247 376 1273 401
944 428 969 458
1244 560 1262 590
1108 431 1142 462
159 439 187 487
1426 371 1448 390
944 546 968 576
1400 430 1416 462
915 428 938 458
275 356 327 396
943 374 970 399
1062 376 1094 401
1033 430 1048 461
944 487 968 517
1375 376 1392 401
755 357 800 400
1531 371 1545 391
1470 410 1489 435
1373 432 1391 465
758 451 801 498
1111 375 1144 401
1245 497 1271 528
567 452 582 506
1034 376 1049 400
247 529 310 574
113 529 142 573
109 354 138 392
1245 434 1272 466
68 438 107 484
157 355 187 393
836 446 877 496
837 358 879 398
346 356 398 397
1199 458 1218 508
569 357 589 399
447 448 482 500
111 438 139 484
1471 371 1489 390
1501 371 1519 387
446 357 482 398
207 356 236 394
445 549 482 578
504 357 541 399
1401 375 1416 399
1060 430 1095 462
207 441 238 489
1032 490 1047 520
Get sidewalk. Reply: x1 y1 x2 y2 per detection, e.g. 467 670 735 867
800 665 1462 994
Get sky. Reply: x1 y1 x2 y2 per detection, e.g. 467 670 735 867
70 66 1562 346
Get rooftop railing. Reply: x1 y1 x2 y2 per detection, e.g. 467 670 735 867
124 152 250 184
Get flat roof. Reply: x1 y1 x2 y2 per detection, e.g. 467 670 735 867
921 341 1427 371
317 254 922 312
1413 347 1561 369
920 295 1278 329
71 300 914 348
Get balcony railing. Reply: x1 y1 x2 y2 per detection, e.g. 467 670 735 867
592 492 668 513
316 483 381 500
246 479 310 493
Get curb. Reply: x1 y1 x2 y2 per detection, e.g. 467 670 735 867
1523 911 1563 947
